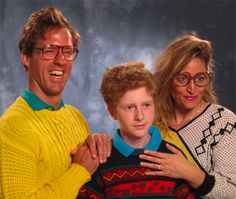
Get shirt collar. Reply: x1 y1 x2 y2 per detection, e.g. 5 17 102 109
112 126 162 157
21 89 64 111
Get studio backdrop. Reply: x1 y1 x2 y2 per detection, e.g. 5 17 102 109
0 0 235 134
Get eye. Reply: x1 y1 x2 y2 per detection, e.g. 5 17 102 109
195 74 206 82
175 75 189 83
44 46 57 54
124 105 135 111
63 48 74 55
143 103 152 108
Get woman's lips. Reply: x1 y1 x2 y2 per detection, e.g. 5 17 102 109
185 96 197 101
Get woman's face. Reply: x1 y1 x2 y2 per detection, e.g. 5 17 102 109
171 57 209 112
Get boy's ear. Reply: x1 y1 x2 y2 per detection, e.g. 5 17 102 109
108 106 117 120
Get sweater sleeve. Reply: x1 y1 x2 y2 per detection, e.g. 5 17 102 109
0 108 91 199
202 124 236 199
77 169 104 199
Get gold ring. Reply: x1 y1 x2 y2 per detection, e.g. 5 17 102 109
102 139 110 143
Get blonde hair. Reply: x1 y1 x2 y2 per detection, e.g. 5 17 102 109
154 32 218 128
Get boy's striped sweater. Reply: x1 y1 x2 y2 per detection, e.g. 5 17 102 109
78 126 196 199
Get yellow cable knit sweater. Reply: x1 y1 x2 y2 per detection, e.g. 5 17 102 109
0 97 91 199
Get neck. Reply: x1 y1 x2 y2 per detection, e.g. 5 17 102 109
121 132 151 149
171 101 207 129
28 88 62 109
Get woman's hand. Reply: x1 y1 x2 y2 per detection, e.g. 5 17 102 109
139 143 205 188
140 143 189 178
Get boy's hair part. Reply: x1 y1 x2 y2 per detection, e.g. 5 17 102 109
100 61 154 108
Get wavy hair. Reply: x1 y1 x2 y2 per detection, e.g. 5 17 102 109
19 7 80 57
154 32 218 128
100 61 155 109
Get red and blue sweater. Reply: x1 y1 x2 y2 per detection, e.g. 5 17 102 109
77 126 196 199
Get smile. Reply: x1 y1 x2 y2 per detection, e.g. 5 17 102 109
50 70 63 76
185 96 197 101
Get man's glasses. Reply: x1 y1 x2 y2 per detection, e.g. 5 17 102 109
34 44 79 61
173 72 211 87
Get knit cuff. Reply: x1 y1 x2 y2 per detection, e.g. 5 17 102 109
194 172 215 196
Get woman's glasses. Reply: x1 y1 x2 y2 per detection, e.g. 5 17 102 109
173 72 212 87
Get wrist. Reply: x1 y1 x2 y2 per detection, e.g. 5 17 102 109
184 164 205 188
193 172 215 196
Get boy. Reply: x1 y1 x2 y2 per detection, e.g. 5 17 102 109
77 62 196 198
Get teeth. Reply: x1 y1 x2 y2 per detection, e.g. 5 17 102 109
50 71 63 76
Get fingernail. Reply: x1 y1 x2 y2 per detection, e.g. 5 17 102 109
92 154 97 159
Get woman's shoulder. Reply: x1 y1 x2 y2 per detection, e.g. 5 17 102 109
208 104 236 119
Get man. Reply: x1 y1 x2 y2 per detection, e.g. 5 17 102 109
0 7 110 199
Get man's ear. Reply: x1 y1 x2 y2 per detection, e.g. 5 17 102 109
21 52 30 70
108 106 117 120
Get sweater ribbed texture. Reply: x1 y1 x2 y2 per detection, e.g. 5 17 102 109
0 96 91 199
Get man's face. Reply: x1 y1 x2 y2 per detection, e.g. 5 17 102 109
21 28 74 106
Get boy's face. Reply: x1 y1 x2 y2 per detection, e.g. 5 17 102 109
109 86 155 148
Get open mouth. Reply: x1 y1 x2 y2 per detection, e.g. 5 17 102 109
50 70 63 77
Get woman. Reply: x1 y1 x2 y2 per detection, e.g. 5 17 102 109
140 33 236 198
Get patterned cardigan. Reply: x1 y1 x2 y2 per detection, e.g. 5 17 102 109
160 104 236 199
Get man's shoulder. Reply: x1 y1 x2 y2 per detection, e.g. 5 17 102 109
1 96 29 119
0 96 34 134
63 104 85 116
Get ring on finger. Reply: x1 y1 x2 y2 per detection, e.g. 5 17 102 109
157 164 161 171
102 138 110 143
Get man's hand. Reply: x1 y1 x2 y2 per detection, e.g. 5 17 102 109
86 134 112 163
71 143 99 175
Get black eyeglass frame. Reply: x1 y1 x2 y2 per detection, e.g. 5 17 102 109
34 44 79 61
173 72 212 87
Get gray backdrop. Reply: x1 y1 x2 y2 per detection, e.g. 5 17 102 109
1 0 235 134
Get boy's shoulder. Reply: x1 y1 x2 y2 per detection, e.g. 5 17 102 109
158 140 172 153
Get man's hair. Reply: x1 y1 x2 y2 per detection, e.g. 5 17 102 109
153 32 218 128
19 7 80 56
100 61 154 108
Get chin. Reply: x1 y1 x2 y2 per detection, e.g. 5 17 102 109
134 130 148 137
183 101 199 109
47 89 63 96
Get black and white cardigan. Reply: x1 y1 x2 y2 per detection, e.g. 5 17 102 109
161 104 236 199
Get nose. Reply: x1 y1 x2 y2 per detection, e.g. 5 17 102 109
135 107 144 121
54 49 65 66
186 79 196 93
